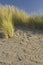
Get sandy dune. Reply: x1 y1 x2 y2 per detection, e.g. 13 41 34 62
0 26 43 65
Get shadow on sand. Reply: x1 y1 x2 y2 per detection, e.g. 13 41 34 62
15 25 43 34
0 26 43 39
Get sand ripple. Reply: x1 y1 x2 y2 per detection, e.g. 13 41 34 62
0 26 43 65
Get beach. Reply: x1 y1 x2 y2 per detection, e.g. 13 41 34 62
0 26 43 65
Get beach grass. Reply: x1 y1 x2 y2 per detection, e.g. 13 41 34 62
0 5 43 38
27 16 43 29
0 6 14 38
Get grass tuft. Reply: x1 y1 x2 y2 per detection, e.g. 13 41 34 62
0 5 14 38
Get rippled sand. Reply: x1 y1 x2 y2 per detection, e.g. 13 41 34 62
0 26 43 65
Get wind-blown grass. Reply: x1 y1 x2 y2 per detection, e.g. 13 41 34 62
12 7 29 26
28 16 43 29
0 5 43 38
0 6 14 38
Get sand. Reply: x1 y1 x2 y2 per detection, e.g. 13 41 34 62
0 26 43 65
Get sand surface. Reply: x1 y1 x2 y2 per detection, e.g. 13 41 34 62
0 26 43 65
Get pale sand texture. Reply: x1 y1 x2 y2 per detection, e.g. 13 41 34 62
0 26 43 65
